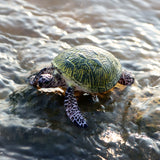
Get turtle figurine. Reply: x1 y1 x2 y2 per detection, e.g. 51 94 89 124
29 45 134 128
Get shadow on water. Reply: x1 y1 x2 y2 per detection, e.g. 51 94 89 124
6 84 160 160
9 84 130 130
7 86 108 159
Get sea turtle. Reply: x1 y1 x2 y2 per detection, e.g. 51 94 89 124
29 45 134 128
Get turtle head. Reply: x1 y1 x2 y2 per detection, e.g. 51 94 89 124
37 74 55 88
29 67 55 88
118 70 134 86
29 73 55 88
29 67 67 88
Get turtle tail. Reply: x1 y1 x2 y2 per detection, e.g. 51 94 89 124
64 87 88 128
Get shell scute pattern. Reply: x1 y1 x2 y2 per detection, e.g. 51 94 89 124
53 46 122 93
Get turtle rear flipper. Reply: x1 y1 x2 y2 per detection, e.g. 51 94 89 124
118 70 134 86
64 87 88 128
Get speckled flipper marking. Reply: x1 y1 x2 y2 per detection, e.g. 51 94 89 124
64 87 88 128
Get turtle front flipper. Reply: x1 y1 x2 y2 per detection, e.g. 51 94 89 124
118 70 134 86
64 87 88 128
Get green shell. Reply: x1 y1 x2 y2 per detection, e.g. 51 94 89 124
52 45 122 93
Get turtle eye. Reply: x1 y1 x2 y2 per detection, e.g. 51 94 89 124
38 74 54 88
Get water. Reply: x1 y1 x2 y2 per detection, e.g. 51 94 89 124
0 0 160 159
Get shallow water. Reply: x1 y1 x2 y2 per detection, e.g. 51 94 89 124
0 0 160 159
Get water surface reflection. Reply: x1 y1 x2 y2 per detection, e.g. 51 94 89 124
0 0 160 159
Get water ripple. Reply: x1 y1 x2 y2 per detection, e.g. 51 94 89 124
0 0 159 159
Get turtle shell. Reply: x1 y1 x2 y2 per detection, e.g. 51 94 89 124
52 45 122 93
